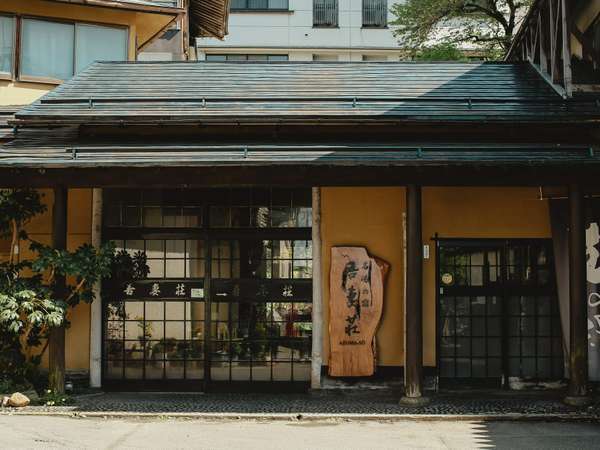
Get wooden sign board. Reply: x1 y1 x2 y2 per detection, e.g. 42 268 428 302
329 247 389 377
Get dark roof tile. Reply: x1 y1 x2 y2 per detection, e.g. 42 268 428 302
14 61 600 125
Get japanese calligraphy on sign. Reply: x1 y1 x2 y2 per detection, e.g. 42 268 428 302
120 281 204 300
586 221 600 381
329 247 389 377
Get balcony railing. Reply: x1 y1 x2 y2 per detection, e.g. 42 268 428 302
362 0 387 28
231 0 289 10
313 0 338 27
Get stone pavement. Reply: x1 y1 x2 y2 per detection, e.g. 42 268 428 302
2 389 599 420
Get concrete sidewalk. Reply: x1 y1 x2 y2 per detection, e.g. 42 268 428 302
1 415 600 449
1 390 599 421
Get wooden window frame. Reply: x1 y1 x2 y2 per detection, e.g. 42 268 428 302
8 14 130 85
230 0 290 12
0 14 17 81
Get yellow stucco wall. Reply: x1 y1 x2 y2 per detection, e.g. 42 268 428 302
321 187 551 369
0 0 174 106
21 189 93 371
321 187 407 367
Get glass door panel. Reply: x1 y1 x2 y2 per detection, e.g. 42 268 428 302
208 238 312 384
103 239 206 385
438 240 563 384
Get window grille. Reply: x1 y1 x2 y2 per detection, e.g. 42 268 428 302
313 0 338 27
362 0 387 28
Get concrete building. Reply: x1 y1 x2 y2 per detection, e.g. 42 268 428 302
196 0 404 62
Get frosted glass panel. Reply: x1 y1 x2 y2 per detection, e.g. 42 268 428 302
75 24 127 73
0 16 14 75
21 19 74 81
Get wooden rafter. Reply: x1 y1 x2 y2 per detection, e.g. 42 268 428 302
507 0 575 97
508 0 600 97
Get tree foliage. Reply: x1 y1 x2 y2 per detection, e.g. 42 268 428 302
0 189 117 389
390 0 533 57
30 241 115 307
0 189 46 264
414 43 469 61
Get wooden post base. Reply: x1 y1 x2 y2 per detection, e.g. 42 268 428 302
399 395 431 407
563 395 593 407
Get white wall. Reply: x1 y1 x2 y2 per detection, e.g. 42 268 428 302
196 0 403 60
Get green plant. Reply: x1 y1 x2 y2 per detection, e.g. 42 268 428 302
0 189 147 394
40 389 74 406
153 338 177 355
0 189 46 265
414 43 469 61
391 0 533 58
30 241 115 308
0 190 49 387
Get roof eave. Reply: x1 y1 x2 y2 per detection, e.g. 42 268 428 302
41 0 184 16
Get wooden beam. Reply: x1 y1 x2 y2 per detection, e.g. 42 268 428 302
3 164 600 189
137 15 180 54
560 0 574 96
42 0 185 16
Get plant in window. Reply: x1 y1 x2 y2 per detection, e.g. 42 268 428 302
152 338 177 360
135 317 153 358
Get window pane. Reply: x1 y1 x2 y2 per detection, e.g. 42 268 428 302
21 19 74 80
75 24 127 73
268 54 289 61
206 54 226 61
269 0 288 8
226 54 248 61
0 16 14 75
248 0 268 8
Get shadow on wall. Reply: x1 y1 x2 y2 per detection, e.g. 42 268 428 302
0 80 55 107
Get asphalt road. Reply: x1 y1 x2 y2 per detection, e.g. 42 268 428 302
1 416 599 449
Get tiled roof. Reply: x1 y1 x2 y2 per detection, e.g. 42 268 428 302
13 61 600 126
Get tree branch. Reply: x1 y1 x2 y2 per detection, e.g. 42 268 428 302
9 219 18 265
464 1 510 32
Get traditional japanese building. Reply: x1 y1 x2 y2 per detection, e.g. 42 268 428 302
0 0 598 405
0 0 229 389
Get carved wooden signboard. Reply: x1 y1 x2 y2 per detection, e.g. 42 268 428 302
329 247 389 377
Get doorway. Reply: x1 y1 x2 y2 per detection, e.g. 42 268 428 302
436 239 564 387
101 188 313 391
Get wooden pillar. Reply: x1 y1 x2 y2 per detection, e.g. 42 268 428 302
400 184 428 405
564 183 591 406
48 186 68 394
89 188 103 388
310 187 323 389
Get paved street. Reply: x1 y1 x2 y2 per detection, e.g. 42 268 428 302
1 416 599 450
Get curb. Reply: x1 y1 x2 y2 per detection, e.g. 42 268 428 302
1 410 598 422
